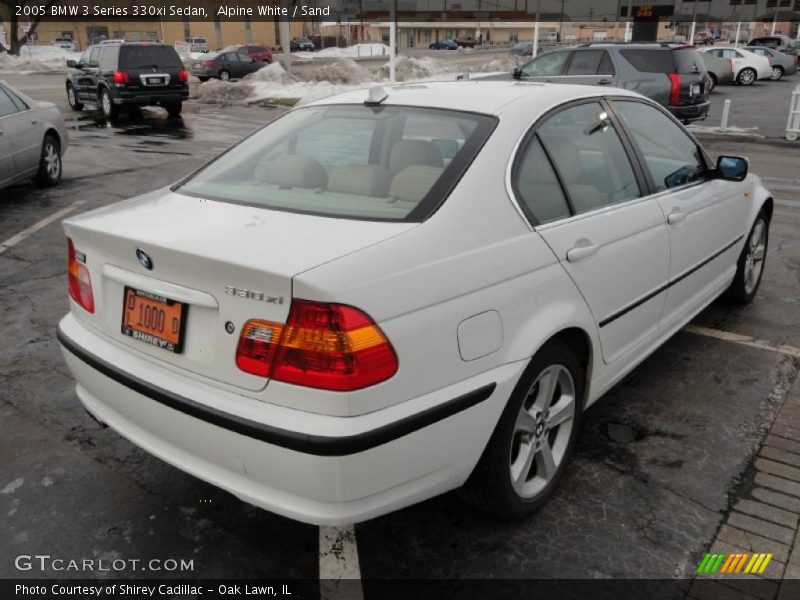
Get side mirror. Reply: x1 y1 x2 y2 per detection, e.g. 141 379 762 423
512 67 521 79
715 155 748 181
67 59 77 68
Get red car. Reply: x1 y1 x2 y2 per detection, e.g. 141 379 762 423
221 44 273 63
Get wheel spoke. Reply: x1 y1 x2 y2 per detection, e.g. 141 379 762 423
548 395 575 428
515 407 537 434
537 441 557 481
752 246 765 261
511 441 536 494
535 368 559 411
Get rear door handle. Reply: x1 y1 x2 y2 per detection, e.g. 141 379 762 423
667 210 687 225
598 79 613 85
566 241 599 263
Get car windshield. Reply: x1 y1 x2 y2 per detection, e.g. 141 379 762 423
119 45 183 68
177 104 497 222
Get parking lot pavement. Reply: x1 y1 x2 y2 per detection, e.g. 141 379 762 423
1 101 799 586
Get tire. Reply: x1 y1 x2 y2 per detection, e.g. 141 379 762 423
708 73 717 93
66 83 83 111
726 209 769 304
100 88 117 119
771 65 784 81
198 76 209 82
737 67 756 86
165 101 182 118
461 340 585 519
33 134 62 187
219 70 230 81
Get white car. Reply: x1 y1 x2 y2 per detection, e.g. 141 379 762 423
52 38 77 52
58 82 772 525
698 46 772 85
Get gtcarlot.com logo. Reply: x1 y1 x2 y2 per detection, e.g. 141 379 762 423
14 554 194 572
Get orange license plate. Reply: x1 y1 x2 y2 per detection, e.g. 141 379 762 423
121 287 187 353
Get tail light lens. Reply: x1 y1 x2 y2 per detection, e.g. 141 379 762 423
112 70 130 84
178 69 189 83
67 238 94 314
667 72 681 106
236 300 398 391
203 60 215 68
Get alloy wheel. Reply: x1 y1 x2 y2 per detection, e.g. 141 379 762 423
509 364 576 500
771 66 782 81
67 86 75 106
102 92 112 116
744 219 767 295
44 142 60 180
738 69 755 85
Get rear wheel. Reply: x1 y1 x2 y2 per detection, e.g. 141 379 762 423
33 134 61 187
165 101 182 118
737 67 756 86
771 65 784 81
707 73 717 93
100 88 117 119
66 83 83 111
726 209 769 304
462 340 584 519
219 70 231 81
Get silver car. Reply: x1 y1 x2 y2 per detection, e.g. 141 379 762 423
0 81 68 190
748 46 798 80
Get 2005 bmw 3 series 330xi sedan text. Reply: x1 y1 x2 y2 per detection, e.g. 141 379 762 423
58 82 773 525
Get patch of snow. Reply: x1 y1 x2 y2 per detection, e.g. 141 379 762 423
1 477 24 494
0 45 79 73
296 43 391 59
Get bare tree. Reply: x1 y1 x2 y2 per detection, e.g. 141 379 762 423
0 1 58 55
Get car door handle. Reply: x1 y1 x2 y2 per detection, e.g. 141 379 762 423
566 241 599 263
598 79 613 85
667 210 687 225
30 119 38 125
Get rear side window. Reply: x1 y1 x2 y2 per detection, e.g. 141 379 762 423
119 45 183 69
598 52 615 75
513 137 571 224
0 86 22 117
566 50 604 75
176 105 497 222
672 48 705 74
521 51 570 76
620 49 674 73
99 46 119 70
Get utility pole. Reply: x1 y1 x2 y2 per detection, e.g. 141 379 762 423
389 0 396 83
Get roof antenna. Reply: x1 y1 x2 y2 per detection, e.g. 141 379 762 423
365 86 388 106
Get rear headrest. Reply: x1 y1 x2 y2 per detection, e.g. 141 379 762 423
389 165 443 203
540 136 581 183
389 140 444 174
327 164 391 198
261 155 327 189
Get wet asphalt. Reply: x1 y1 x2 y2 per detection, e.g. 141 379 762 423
0 90 799 586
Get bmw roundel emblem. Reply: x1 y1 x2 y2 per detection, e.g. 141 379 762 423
136 249 153 270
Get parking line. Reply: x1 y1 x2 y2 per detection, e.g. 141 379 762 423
319 525 363 600
0 201 86 255
684 324 800 359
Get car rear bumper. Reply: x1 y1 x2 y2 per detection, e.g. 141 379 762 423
57 313 519 525
112 88 189 105
669 101 710 123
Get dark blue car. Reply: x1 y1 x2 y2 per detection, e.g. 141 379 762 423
429 39 458 50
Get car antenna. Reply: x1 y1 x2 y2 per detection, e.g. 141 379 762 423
365 86 388 106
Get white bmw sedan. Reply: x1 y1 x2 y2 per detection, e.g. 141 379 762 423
58 82 772 525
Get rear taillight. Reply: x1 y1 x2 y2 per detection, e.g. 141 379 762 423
112 70 130 84
236 300 398 391
203 60 215 68
667 72 681 106
67 238 94 313
729 58 734 73
178 69 189 83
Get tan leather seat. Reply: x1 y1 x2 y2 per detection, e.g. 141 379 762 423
261 155 328 189
389 165 443 203
328 164 391 198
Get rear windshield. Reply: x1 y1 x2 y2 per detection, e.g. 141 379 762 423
177 105 497 222
119 45 183 69
620 49 674 72
672 48 705 74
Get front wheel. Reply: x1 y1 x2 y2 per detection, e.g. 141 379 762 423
219 70 230 81
737 67 756 86
66 83 83 111
165 101 182 118
100 88 118 119
33 134 61 187
726 209 769 304
462 340 584 519
707 73 717 93
771 66 783 81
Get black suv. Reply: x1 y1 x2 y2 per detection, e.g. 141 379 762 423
66 41 189 119
504 43 710 124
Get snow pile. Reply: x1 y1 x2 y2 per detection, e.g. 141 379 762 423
193 79 255 103
295 43 391 59
299 59 375 84
243 61 299 84
0 45 80 73
376 56 443 82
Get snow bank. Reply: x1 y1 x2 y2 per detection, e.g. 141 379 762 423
0 45 80 73
193 79 255 103
295 43 391 59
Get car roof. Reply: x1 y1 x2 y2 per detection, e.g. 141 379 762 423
308 80 643 117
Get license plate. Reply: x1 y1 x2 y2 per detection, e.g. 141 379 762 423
149 77 165 85
691 83 700 96
121 287 187 353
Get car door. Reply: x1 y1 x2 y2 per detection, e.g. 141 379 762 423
237 52 258 75
0 85 35 184
518 100 671 364
561 49 617 87
82 46 102 103
222 52 240 77
0 84 40 172
517 50 572 82
611 99 750 327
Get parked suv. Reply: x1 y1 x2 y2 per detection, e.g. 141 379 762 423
748 36 799 64
506 43 710 123
65 41 189 119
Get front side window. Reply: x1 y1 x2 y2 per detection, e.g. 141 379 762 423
536 102 641 214
613 100 707 192
177 105 496 221
521 51 569 77
0 86 22 118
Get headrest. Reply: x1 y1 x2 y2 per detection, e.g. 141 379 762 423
389 140 444 174
261 155 328 189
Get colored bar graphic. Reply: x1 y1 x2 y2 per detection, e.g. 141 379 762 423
698 552 775 575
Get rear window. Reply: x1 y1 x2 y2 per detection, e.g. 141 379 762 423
620 49 674 73
119 45 183 69
750 37 780 48
176 105 497 222
672 48 705 74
